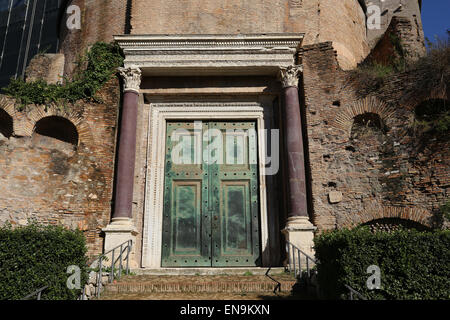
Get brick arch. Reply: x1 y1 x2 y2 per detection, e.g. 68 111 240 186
0 95 16 135
403 90 449 112
413 98 450 119
34 116 80 145
362 218 432 232
331 96 396 138
25 104 91 145
340 204 433 229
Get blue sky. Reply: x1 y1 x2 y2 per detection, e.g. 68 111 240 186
421 1 450 42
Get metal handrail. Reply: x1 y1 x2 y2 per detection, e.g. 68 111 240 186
285 241 317 279
81 239 133 299
344 284 367 300
285 242 369 300
21 286 49 300
265 267 282 294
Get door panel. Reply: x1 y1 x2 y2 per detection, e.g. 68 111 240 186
162 122 210 267
172 181 202 255
211 121 260 267
221 182 251 254
162 121 260 267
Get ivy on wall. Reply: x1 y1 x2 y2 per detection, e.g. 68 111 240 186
2 42 124 110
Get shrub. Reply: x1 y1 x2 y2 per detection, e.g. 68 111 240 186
414 99 450 135
314 227 450 300
442 201 450 221
416 32 450 98
349 31 449 99
0 221 88 300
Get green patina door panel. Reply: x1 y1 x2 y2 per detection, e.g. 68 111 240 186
162 121 260 267
162 122 211 267
210 122 260 267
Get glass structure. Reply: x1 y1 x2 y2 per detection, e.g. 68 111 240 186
0 0 67 88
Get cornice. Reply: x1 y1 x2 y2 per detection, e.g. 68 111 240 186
114 33 304 76
115 33 304 48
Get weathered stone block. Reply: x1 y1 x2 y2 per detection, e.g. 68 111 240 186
25 54 65 84
328 191 343 204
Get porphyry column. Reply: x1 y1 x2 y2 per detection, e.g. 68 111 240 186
279 65 316 260
103 65 141 261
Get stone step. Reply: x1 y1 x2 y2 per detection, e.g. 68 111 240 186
130 267 286 276
105 281 297 294
104 274 297 294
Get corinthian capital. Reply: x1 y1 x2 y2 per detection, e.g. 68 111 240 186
118 65 142 93
279 65 303 88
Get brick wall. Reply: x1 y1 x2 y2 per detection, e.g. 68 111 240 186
59 0 128 78
300 42 449 232
363 0 423 48
129 0 368 69
57 0 430 72
0 79 120 257
366 16 426 66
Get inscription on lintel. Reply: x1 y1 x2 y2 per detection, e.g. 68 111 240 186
289 0 303 8
289 0 303 16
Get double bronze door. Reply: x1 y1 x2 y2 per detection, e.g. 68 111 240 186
161 121 261 267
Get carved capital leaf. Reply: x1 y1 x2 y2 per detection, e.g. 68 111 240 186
279 65 303 88
118 65 142 93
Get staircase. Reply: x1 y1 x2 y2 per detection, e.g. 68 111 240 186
99 270 301 300
85 240 319 300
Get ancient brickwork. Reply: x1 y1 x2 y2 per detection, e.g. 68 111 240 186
363 0 423 48
389 16 426 62
130 0 368 69
366 16 426 66
57 1 427 73
52 0 363 70
25 54 65 84
0 79 121 257
300 42 449 232
59 0 128 77
56 1 424 74
0 0 438 263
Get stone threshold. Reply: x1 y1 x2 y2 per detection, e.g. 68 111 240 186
130 267 286 276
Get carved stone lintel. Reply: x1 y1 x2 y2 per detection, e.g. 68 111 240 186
118 65 142 93
278 65 303 88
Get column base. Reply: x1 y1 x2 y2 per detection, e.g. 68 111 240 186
282 216 317 260
102 218 139 268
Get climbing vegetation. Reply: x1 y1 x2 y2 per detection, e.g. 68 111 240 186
2 42 124 110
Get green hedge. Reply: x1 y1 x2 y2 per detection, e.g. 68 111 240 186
314 227 450 300
0 222 88 300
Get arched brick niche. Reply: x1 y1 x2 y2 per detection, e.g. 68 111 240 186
0 96 16 138
403 89 449 111
340 205 433 230
0 108 13 139
24 104 91 145
362 217 431 233
33 116 79 146
414 98 449 129
350 112 388 140
332 96 395 139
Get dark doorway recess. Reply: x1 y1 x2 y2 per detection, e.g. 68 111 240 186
34 116 78 145
0 109 13 138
